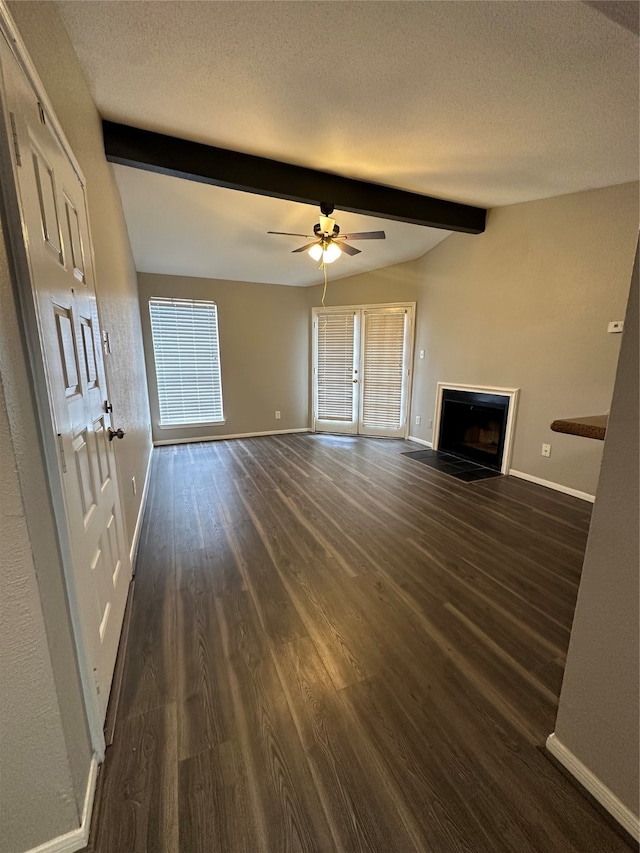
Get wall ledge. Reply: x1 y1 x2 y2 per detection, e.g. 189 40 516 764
25 754 99 853
509 469 595 503
546 733 639 841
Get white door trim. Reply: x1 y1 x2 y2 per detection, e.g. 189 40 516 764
0 2 105 755
312 302 416 438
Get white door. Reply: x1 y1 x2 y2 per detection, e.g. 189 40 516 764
313 304 414 438
313 309 360 434
1 38 131 720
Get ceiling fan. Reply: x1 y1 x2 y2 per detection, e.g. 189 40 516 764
268 203 386 264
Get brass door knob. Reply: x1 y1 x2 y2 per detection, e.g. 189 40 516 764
108 427 125 442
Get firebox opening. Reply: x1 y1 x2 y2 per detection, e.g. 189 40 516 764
438 389 510 471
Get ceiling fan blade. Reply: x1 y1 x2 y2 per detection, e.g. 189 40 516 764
267 231 315 238
340 230 386 240
292 241 320 253
340 242 361 256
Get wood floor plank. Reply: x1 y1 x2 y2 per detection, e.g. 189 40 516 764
89 704 178 853
225 518 308 647
117 588 176 721
340 675 547 852
89 435 634 853
176 586 234 761
178 739 258 853
234 476 372 689
215 592 336 852
273 636 424 853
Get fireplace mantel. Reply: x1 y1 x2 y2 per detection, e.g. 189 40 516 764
432 383 520 474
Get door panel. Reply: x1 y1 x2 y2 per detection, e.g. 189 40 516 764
313 310 359 434
31 143 64 259
1 37 131 720
359 308 411 438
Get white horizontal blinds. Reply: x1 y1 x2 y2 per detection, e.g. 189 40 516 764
149 297 224 426
361 310 406 430
316 312 355 421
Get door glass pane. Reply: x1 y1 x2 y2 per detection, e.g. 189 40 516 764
361 311 406 430
316 312 355 421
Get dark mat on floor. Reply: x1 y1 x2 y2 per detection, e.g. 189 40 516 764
402 448 503 482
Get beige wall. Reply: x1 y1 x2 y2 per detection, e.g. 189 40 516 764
309 183 638 496
411 182 638 496
0 383 78 851
553 246 639 821
9 0 152 548
307 259 422 308
0 219 87 851
138 273 309 443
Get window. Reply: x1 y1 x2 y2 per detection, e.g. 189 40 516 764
149 297 224 427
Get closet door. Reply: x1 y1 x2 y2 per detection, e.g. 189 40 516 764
313 310 359 434
1 36 131 721
359 306 413 438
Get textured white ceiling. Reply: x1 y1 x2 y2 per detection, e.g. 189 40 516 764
56 0 639 284
112 165 450 286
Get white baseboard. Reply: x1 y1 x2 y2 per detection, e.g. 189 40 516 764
509 469 595 503
26 754 99 853
129 447 153 564
546 733 639 841
153 427 310 447
407 435 433 448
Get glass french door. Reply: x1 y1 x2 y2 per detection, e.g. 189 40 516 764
312 303 414 438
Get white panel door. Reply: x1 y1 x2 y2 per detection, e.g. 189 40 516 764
313 304 414 438
1 38 131 719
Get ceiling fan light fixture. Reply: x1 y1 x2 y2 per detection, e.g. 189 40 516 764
323 241 342 263
308 241 342 264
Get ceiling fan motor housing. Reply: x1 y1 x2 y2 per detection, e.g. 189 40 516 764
315 216 340 238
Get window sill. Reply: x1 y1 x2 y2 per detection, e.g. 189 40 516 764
158 420 226 430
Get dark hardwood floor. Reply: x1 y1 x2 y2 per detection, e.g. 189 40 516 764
88 434 633 852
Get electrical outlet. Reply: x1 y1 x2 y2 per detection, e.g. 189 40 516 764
607 320 624 334
419 349 425 360
427 419 433 429
131 475 137 495
275 410 281 420
541 443 551 458
415 415 421 426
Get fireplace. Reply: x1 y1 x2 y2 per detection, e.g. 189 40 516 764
433 384 519 474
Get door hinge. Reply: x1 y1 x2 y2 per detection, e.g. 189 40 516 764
93 667 101 695
56 433 67 473
37 101 46 125
9 112 21 166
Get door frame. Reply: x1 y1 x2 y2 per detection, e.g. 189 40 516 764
0 3 107 757
312 301 416 438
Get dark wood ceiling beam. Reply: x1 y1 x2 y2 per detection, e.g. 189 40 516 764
102 120 486 234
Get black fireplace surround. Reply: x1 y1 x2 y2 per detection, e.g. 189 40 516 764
437 389 509 471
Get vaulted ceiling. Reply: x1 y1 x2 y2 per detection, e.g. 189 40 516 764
56 0 639 286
